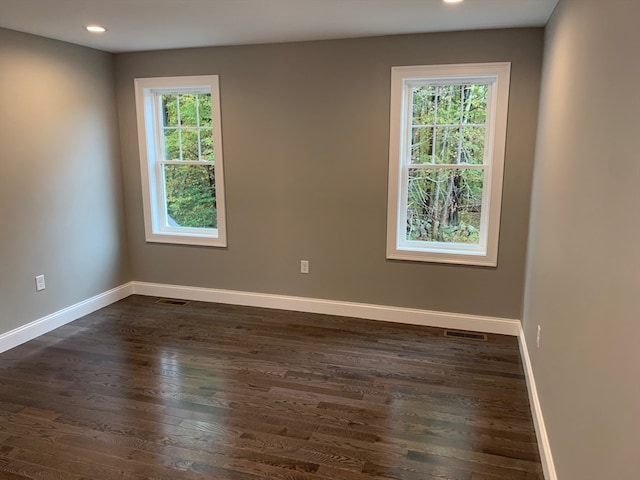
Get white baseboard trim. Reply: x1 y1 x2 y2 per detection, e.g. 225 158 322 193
131 281 521 336
518 328 557 480
0 282 134 354
0 281 520 355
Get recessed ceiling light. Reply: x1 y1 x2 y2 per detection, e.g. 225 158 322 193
85 25 107 33
443 0 464 4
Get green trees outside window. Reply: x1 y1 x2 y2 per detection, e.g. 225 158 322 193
407 84 488 244
161 93 217 229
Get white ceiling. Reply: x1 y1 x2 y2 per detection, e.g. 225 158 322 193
0 0 559 53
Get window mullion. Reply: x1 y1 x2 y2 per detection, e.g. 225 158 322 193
161 160 205 166
176 94 183 161
195 94 202 161
408 163 485 170
432 86 439 161
457 87 464 165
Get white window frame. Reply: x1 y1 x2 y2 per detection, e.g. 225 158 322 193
386 63 510 266
134 75 227 247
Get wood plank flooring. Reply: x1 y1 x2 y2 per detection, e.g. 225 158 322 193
0 295 543 479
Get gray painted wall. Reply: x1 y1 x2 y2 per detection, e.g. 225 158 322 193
115 28 543 319
523 0 640 478
0 29 130 335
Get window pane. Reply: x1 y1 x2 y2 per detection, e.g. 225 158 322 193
164 164 217 228
461 126 485 164
412 86 436 125
198 94 212 127
411 127 434 164
406 168 483 244
179 94 198 126
201 128 214 161
411 83 488 166
436 85 462 125
181 129 200 160
462 84 488 124
162 94 178 127
433 127 461 164
163 128 180 160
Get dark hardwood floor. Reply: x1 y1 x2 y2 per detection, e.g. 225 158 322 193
0 295 543 479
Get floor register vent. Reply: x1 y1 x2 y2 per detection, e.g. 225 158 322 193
444 329 488 341
155 298 190 306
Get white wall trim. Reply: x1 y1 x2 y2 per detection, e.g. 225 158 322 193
0 280 520 356
0 283 134 354
518 328 557 480
131 281 521 336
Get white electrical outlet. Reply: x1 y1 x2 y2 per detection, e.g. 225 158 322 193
35 274 46 292
536 325 541 348
300 260 309 274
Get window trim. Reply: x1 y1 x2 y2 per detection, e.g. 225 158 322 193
386 63 511 266
134 75 227 247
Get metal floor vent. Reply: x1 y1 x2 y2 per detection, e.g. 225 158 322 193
155 298 190 306
444 329 487 341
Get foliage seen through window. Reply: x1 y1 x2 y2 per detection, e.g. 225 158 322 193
160 93 217 229
407 84 488 244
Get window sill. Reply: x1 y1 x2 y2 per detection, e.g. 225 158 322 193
145 231 227 248
386 246 497 267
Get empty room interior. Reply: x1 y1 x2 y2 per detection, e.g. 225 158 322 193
0 0 638 479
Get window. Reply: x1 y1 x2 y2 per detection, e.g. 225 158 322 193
387 63 510 266
134 75 227 246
